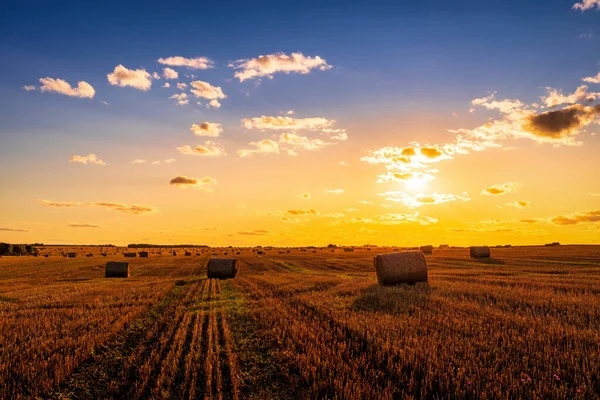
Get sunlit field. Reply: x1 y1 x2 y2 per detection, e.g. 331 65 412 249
1 245 599 399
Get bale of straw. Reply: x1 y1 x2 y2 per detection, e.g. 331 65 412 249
374 251 428 285
68 252 76 258
124 252 137 258
105 261 130 278
207 258 238 279
419 245 433 254
185 251 191 256
257 250 264 255
173 251 177 256
138 251 148 257
470 246 491 258
343 248 354 252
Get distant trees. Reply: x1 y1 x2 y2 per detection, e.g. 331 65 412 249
0 243 38 256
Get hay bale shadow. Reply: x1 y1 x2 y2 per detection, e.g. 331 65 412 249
351 282 431 315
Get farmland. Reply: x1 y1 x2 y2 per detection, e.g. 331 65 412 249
1 245 599 399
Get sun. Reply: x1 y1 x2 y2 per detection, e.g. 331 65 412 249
405 176 428 192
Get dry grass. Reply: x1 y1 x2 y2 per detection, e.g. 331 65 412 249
1 245 599 398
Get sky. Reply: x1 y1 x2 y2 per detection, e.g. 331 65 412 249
1 0 600 246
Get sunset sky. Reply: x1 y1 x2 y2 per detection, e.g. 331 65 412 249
1 0 600 246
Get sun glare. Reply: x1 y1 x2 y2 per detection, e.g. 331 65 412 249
405 176 428 192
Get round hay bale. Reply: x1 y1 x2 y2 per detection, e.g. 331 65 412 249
105 261 130 278
470 246 491 258
374 251 428 285
138 251 149 257
419 245 433 254
124 252 137 258
207 258 238 279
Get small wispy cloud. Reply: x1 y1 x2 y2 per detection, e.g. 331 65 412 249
70 154 106 165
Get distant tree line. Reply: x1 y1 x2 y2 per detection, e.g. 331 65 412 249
127 244 210 249
0 243 39 256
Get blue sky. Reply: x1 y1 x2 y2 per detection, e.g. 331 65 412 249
1 0 600 245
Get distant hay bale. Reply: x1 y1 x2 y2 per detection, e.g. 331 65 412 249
257 250 264 255
470 246 491 258
138 251 148 257
343 248 354 252
504 244 512 248
86 253 93 257
185 251 191 256
419 245 433 254
545 242 560 247
44 254 49 258
68 252 76 258
124 252 137 258
438 244 450 250
207 258 238 279
374 251 428 285
105 261 130 278
173 251 177 256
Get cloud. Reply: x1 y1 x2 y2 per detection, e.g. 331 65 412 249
169 176 218 191
163 82 171 88
325 188 344 194
39 78 95 98
208 100 221 108
300 193 311 199
131 159 146 164
177 141 226 157
522 104 600 139
380 191 470 207
107 65 152 91
551 209 600 225
0 227 28 232
152 72 160 79
163 67 178 80
339 212 438 226
37 199 156 214
541 85 599 108
177 83 187 90
583 72 600 84
68 223 101 228
231 52 331 82
237 139 280 157
482 182 521 196
287 209 317 215
169 92 189 105
279 133 330 151
505 200 532 208
190 122 223 137
471 93 524 114
23 85 36 91
572 0 600 11
70 154 106 165
237 229 271 236
190 80 226 100
157 56 213 69
339 161 351 166
242 116 334 131
519 219 540 223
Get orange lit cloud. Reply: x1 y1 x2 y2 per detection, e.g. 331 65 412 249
505 201 532 208
189 80 226 100
169 176 218 191
70 154 106 165
325 189 344 194
0 227 28 232
39 78 95 98
237 229 271 235
242 116 334 131
237 139 280 157
37 200 157 214
177 141 226 157
170 93 189 105
190 122 223 137
107 65 152 91
541 85 598 108
551 209 600 225
338 212 438 226
157 56 213 70
380 191 470 207
573 0 600 11
482 182 521 196
231 52 331 82
163 67 178 79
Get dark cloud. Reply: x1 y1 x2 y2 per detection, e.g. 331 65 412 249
523 104 600 138
0 228 28 232
68 224 101 228
552 209 600 225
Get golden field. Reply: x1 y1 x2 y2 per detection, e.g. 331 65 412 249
1 245 599 399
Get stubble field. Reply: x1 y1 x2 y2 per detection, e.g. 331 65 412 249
1 245 599 399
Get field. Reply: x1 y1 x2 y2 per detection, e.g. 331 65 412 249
1 245 599 399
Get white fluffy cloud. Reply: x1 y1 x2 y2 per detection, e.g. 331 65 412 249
23 85 36 91
177 141 226 157
70 154 105 165
208 99 221 108
190 80 226 100
242 115 334 130
325 189 344 194
107 65 152 91
582 72 600 84
231 52 331 82
170 93 189 105
190 122 223 137
158 56 213 70
39 78 95 98
279 133 330 151
163 67 178 80
542 85 598 108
